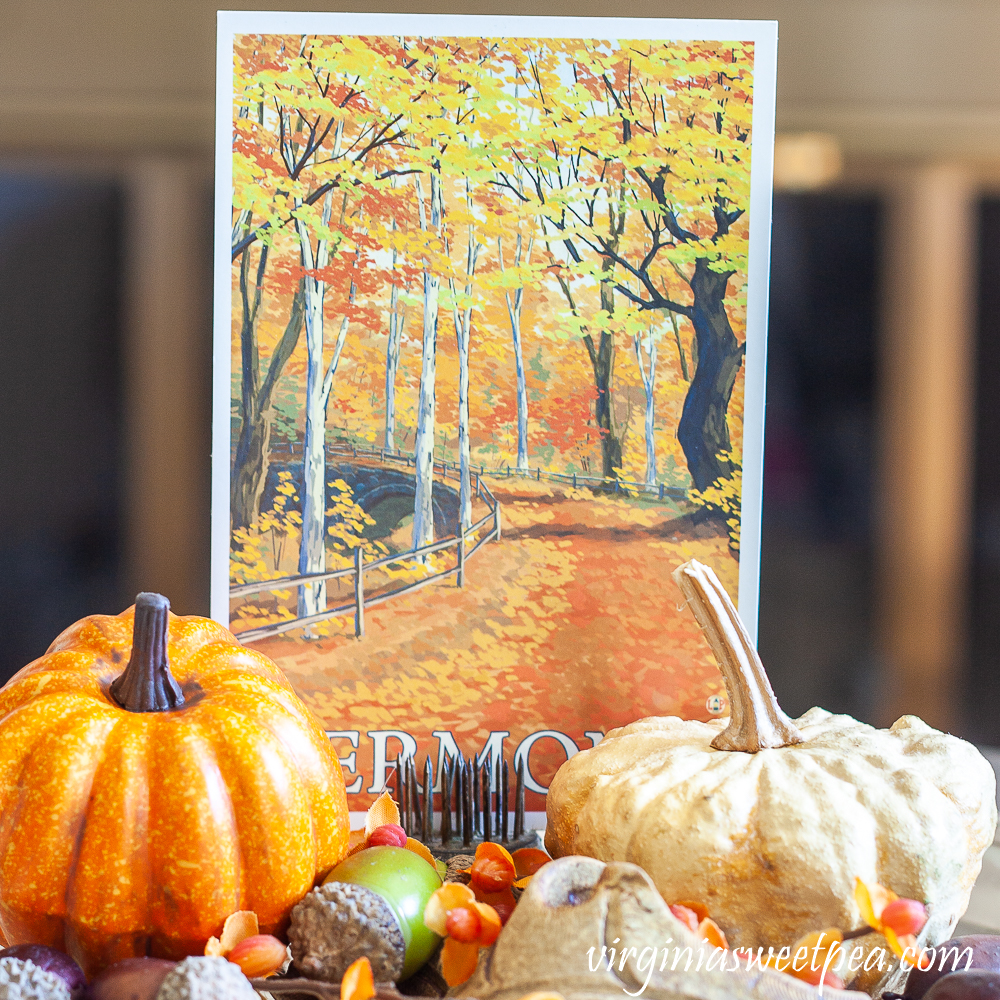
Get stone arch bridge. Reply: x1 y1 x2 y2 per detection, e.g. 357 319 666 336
262 459 461 540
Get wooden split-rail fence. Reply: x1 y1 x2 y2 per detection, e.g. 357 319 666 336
229 445 501 643
494 461 689 501
264 440 687 502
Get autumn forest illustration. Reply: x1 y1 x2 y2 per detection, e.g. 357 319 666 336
228 32 756 805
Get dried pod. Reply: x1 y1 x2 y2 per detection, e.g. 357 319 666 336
88 957 176 1000
0 957 71 1000
453 856 866 1000
288 881 406 983
204 911 259 958
154 956 255 1000
226 935 287 979
445 855 475 884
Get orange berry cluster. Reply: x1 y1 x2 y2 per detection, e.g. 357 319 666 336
425 882 502 986
423 843 552 987
665 878 929 991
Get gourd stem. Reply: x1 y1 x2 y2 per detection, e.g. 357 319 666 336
673 559 803 753
109 592 185 712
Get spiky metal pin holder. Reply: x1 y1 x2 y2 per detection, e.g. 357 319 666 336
391 754 540 859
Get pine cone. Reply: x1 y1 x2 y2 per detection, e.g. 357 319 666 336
288 882 405 983
0 958 71 1000
155 956 255 1000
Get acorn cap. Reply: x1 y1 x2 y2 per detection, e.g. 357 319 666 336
289 881 406 983
445 855 474 884
155 956 256 1000
0 958 71 1000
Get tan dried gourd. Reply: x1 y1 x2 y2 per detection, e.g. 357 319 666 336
546 559 997 960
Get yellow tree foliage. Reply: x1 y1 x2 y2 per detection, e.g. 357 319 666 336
230 33 753 639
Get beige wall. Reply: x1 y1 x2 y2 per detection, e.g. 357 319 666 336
3 1 1000 159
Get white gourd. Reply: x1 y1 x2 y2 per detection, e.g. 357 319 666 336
546 559 997 960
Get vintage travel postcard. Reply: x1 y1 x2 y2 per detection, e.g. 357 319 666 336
212 12 777 812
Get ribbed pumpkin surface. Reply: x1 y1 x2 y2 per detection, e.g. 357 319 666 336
0 606 350 976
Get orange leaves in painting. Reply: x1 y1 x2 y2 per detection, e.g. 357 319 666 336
265 481 740 813
231 33 751 503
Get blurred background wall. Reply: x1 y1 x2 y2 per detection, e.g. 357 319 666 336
2 0 999 742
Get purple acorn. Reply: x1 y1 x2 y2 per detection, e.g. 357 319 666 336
85 957 177 1000
0 947 85 999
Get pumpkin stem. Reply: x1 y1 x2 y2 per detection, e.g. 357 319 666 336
673 560 803 753
110 592 185 712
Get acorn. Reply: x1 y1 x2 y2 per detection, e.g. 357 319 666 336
0 957 71 1000
0 949 84 1000
154 957 256 1000
289 845 442 983
289 881 406 982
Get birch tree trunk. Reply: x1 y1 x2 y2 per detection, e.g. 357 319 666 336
451 182 480 531
634 329 658 485
319 287 355 411
320 201 367 414
454 313 472 529
498 233 533 473
295 191 334 618
412 171 442 550
385 218 403 452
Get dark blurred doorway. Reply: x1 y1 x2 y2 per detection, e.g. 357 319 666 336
759 193 882 724
0 173 127 682
969 199 1000 745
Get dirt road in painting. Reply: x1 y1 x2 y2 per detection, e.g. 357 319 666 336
252 478 736 809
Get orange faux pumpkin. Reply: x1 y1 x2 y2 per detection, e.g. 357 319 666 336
0 593 350 977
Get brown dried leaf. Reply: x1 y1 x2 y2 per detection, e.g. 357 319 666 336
204 936 225 958
347 827 369 857
219 910 259 954
404 837 439 871
365 791 401 840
